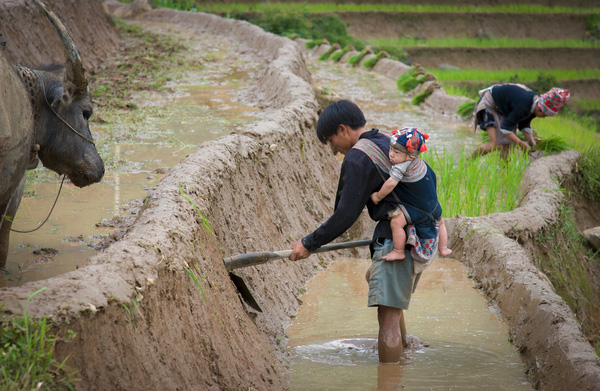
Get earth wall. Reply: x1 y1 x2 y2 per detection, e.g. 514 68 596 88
0 0 119 73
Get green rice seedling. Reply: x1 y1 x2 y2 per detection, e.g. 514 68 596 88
318 46 337 61
330 46 350 62
411 90 429 106
428 68 600 84
304 39 325 50
456 100 477 119
362 51 388 69
184 266 206 298
347 49 370 67
423 147 529 217
180 184 215 237
0 288 79 390
533 135 570 155
533 116 599 152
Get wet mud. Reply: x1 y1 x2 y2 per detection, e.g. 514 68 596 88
1 3 599 391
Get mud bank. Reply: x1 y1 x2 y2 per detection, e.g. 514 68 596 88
0 0 119 73
1 6 599 391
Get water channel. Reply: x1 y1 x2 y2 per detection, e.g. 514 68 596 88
2 25 531 388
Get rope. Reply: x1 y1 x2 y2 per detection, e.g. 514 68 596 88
10 175 66 233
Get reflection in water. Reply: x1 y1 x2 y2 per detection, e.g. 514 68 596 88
287 257 532 390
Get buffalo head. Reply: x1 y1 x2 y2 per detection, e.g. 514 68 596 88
26 0 104 188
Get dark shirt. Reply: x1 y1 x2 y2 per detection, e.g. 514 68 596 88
302 129 396 252
491 84 538 132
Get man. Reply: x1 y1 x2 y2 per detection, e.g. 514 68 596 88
471 84 570 159
289 99 420 363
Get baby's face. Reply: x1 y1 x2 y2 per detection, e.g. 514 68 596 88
389 147 410 164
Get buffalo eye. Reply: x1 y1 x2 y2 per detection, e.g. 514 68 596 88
82 110 92 120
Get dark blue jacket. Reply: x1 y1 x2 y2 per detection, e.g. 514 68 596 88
302 129 397 252
491 84 538 132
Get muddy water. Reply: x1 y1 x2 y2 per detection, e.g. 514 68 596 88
287 257 532 390
2 52 258 287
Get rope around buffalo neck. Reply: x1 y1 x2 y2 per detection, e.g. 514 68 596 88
10 175 66 233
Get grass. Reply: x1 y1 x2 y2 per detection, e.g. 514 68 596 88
533 115 599 152
532 202 600 347
370 37 600 48
422 148 530 217
184 266 206 298
180 184 215 237
159 2 600 14
0 288 79 390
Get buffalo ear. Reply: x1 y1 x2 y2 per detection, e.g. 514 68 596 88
46 84 70 109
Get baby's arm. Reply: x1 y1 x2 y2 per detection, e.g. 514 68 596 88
371 177 399 204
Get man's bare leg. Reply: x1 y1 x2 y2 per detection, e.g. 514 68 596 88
470 126 498 159
378 306 403 363
438 217 452 257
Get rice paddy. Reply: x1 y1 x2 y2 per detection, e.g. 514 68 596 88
422 148 530 217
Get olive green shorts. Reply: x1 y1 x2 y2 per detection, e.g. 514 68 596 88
367 238 420 310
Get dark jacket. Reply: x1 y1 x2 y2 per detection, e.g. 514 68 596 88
491 84 538 132
302 129 397 252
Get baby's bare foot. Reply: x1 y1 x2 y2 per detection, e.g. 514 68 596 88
439 247 452 257
382 249 405 261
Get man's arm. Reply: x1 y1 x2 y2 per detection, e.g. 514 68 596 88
371 177 399 204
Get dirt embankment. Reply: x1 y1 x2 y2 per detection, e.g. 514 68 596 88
0 0 120 73
341 12 592 41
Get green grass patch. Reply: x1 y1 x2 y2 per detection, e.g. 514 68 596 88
532 202 600 348
568 147 600 202
330 46 350 62
0 289 79 390
160 2 600 14
370 37 600 48
422 148 529 217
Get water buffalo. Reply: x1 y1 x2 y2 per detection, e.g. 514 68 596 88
0 0 104 269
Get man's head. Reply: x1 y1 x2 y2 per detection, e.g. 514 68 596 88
536 87 570 117
316 100 366 144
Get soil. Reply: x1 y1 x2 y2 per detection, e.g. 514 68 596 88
1 2 600 391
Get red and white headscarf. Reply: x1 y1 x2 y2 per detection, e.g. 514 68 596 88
537 87 570 116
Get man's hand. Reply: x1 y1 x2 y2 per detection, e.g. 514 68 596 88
371 192 381 204
290 240 311 261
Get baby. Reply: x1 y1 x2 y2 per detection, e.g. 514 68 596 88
371 127 452 261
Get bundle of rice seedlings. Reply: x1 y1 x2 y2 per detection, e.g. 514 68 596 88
533 135 570 154
412 90 429 105
348 48 370 67
330 46 350 62
457 100 476 119
363 51 388 70
318 44 340 61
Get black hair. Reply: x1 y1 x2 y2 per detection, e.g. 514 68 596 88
316 99 366 144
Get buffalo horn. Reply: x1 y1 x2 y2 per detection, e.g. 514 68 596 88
32 0 88 94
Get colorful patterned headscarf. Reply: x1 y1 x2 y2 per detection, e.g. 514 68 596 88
537 87 570 116
390 127 429 157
